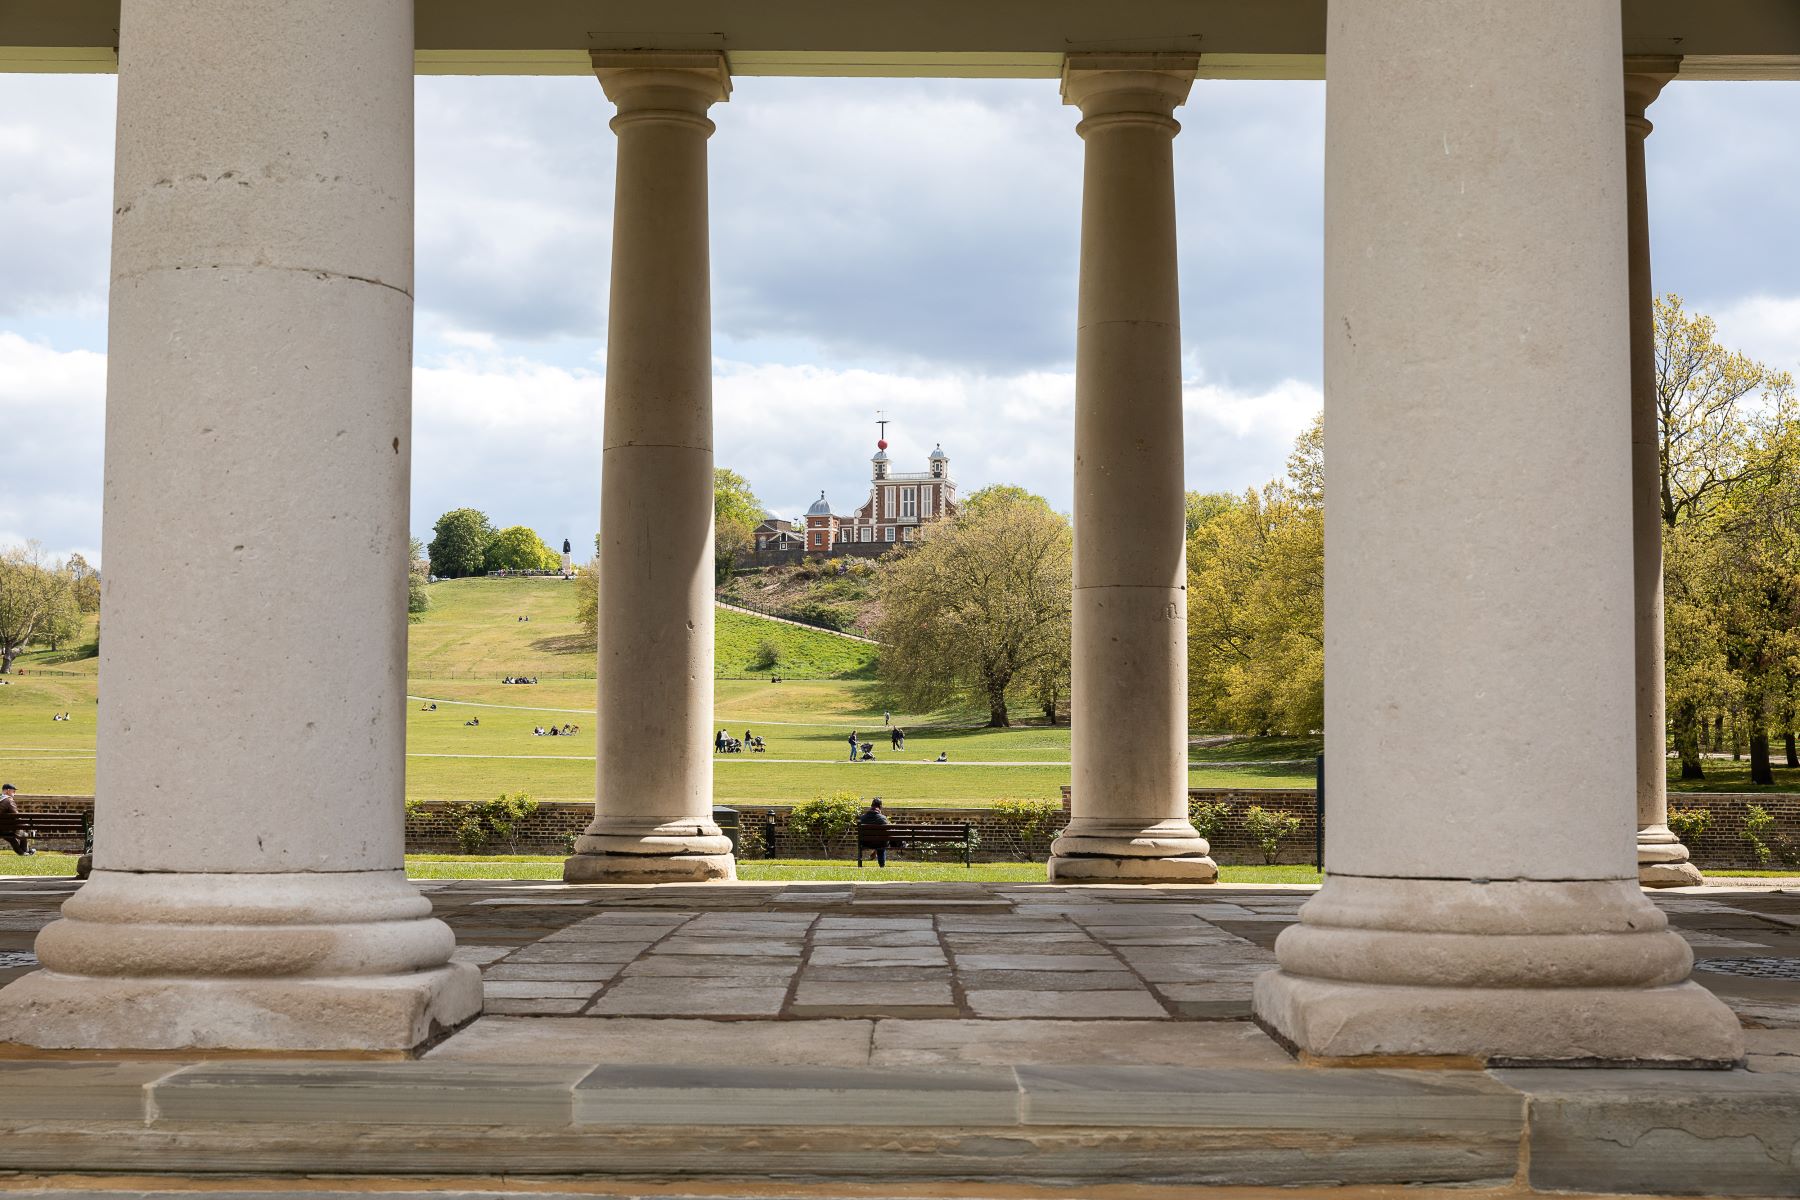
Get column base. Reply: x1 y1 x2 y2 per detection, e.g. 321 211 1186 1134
1253 973 1739 1068
0 965 480 1053
1638 828 1704 888
0 869 480 1052
1046 855 1218 883
566 818 736 883
1253 875 1743 1066
563 852 736 884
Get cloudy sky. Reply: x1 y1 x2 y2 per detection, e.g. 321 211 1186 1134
2 72 1797 564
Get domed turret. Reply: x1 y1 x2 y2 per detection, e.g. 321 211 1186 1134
806 491 832 516
872 445 890 480
929 443 949 478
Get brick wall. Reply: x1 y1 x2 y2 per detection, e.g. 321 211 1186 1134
1063 787 1321 867
23 792 1800 871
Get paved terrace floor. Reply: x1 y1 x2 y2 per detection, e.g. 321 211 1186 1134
2 877 1800 1195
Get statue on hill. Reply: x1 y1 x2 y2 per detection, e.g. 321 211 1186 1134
560 538 572 577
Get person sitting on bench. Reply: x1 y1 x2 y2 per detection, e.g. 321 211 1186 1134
0 784 33 856
857 797 893 867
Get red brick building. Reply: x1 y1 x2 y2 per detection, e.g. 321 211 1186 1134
804 440 957 555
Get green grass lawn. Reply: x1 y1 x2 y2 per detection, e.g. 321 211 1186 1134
0 581 1310 807
1670 761 1800 793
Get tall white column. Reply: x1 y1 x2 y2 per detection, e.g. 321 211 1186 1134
1253 1 1741 1064
0 0 479 1050
565 52 735 884
1626 58 1702 889
1048 55 1216 885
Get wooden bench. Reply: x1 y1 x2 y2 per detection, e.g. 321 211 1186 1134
857 822 974 868
4 811 93 878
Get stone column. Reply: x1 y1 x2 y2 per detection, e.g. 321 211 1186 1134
1048 54 1216 884
1626 58 1702 889
0 0 480 1051
1253 1 1741 1064
564 52 735 884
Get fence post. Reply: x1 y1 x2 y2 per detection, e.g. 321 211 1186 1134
1314 751 1325 873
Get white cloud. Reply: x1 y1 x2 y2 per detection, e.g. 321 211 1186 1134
0 332 106 561
1710 294 1800 377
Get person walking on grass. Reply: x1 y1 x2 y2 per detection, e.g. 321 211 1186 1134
0 785 33 856
889 726 901 751
858 797 892 867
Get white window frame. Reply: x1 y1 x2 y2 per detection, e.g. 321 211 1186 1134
884 487 895 518
901 487 916 518
860 526 872 542
885 526 896 543
920 489 932 518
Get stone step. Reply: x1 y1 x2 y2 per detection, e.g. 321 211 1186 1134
2 1058 1796 1193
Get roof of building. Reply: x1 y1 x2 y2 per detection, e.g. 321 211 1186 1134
806 491 833 516
871 449 890 462
929 443 949 460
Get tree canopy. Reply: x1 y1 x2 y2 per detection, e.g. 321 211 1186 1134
715 467 764 583
428 508 495 578
1657 296 1798 783
484 525 561 573
1186 415 1324 737
874 485 1071 728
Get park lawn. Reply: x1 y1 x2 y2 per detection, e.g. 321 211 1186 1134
1190 735 1321 764
1670 762 1800 793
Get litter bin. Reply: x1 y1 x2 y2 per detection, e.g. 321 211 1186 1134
712 806 741 855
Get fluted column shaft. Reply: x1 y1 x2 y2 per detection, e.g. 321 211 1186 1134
0 0 479 1050
1252 0 1739 1065
1625 58 1702 888
565 52 735 884
1048 55 1216 884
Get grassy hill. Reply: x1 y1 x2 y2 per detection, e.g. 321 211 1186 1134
715 608 875 679
406 577 876 681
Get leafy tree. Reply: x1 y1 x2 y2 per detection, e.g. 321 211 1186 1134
1655 294 1796 529
64 553 100 614
787 791 863 855
575 565 599 641
38 579 83 651
715 468 763 584
406 535 431 622
0 543 72 673
875 486 1071 728
483 525 560 573
1184 491 1234 540
1186 415 1324 736
1657 301 1798 780
428 508 495 578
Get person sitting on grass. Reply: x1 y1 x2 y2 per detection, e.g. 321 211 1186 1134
0 785 33 856
933 751 948 763
465 717 480 727
857 797 893 867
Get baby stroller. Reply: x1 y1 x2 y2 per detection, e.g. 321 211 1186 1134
858 742 876 761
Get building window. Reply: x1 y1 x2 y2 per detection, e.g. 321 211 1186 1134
885 526 896 543
920 489 932 518
902 527 913 541
901 487 916 518
884 487 895 518
860 526 872 542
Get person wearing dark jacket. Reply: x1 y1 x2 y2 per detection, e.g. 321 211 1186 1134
858 797 893 867
0 784 33 856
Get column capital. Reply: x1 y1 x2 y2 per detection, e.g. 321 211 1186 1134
1060 52 1197 119
591 50 731 111
1623 55 1681 125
